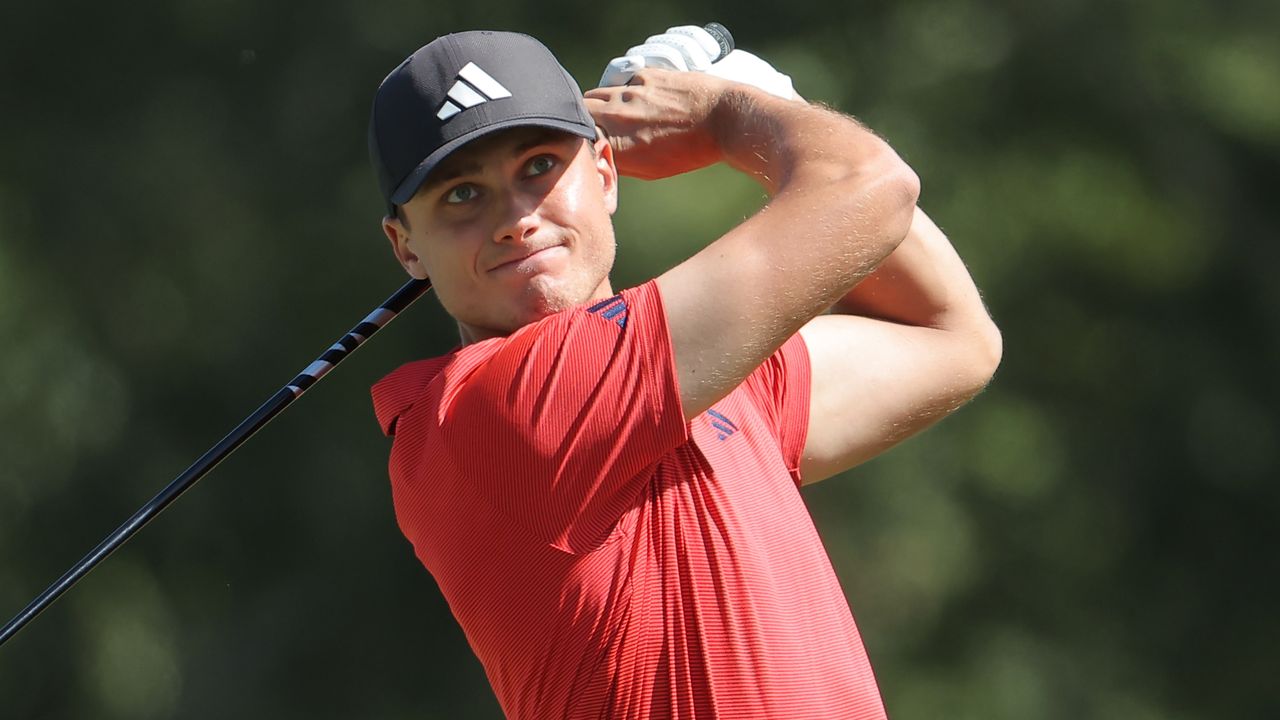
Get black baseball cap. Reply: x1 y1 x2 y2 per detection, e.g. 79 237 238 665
368 31 597 213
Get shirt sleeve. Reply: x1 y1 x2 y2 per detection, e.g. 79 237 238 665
740 333 812 487
437 280 688 554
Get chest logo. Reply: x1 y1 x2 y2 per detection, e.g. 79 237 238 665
707 408 738 441
586 295 628 329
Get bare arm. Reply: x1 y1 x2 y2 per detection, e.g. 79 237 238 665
797 208 1002 483
585 70 920 420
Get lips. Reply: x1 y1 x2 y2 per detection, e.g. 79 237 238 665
487 245 567 274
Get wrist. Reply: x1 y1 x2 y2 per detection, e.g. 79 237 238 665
710 84 796 192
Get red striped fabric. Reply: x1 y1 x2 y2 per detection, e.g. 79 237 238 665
371 280 886 719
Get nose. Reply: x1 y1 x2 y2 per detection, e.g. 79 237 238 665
493 189 541 245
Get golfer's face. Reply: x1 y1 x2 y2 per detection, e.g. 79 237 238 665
393 127 619 341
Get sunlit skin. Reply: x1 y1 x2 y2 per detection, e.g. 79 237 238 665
382 127 620 345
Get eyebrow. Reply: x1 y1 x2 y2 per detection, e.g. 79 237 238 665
420 130 575 194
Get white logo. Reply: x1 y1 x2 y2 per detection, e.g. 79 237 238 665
436 62 513 121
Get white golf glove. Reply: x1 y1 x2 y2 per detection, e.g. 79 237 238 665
598 25 796 100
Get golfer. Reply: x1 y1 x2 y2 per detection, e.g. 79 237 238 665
368 28 1000 719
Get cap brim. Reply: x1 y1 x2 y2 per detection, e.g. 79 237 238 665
389 118 597 206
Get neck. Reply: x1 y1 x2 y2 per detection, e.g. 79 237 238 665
456 280 616 347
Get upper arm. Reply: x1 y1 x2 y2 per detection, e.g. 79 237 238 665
795 314 1000 484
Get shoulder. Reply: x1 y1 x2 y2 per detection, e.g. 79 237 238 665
371 280 672 437
370 343 494 436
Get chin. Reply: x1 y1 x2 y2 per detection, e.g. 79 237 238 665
522 273 600 316
463 268 611 340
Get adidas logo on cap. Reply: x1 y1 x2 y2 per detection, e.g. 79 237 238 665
436 62 513 121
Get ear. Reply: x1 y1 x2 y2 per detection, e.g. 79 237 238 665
592 134 619 215
382 214 430 280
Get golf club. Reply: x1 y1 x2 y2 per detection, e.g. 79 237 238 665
0 277 433 647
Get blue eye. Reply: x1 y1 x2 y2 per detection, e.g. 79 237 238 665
445 184 477 204
526 155 555 176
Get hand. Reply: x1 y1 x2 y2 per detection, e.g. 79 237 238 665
598 25 796 101
598 26 722 86
584 69 735 180
705 50 796 100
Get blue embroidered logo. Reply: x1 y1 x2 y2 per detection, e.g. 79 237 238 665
586 295 627 329
707 408 738 441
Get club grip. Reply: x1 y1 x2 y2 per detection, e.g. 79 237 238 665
704 23 734 62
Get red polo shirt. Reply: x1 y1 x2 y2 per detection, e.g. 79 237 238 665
371 280 886 719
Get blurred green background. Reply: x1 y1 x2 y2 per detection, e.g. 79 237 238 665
2 0 1277 717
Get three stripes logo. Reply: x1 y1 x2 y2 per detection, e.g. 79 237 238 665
707 409 738 441
437 62 513 121
587 295 628 329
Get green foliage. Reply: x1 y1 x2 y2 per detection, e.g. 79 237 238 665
1 0 1277 717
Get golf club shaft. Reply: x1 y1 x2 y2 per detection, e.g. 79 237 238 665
0 277 433 648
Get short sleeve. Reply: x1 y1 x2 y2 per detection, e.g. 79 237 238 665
741 333 812 487
437 280 688 553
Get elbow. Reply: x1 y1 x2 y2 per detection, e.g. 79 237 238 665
892 158 921 214
823 148 920 262
980 319 1004 380
964 316 1003 393
871 152 921 253
811 144 920 269
869 144 920 218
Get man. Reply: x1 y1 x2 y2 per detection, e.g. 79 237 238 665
368 28 1000 719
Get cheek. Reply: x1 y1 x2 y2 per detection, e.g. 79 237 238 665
556 149 615 214
554 171 592 218
411 234 474 306
552 165 613 242
414 223 476 274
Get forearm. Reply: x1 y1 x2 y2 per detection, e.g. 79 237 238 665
711 86 909 199
740 87 994 338
704 84 923 319
709 84 996 362
590 70 920 322
831 206 998 339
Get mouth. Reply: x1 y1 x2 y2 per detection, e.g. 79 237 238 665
487 245 568 274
